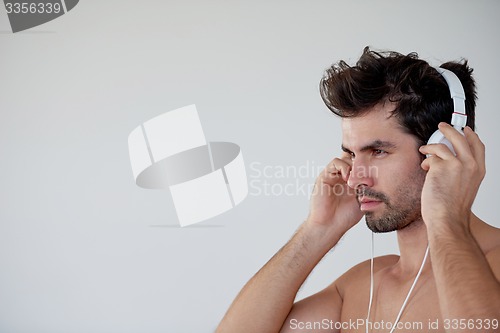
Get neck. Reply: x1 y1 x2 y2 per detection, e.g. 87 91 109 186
396 218 430 274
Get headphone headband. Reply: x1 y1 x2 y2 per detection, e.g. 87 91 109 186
434 66 467 129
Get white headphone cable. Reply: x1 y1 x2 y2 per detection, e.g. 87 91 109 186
365 232 375 333
366 233 430 333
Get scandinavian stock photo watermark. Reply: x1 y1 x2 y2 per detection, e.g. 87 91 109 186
248 160 378 198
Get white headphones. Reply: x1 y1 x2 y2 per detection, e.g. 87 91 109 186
426 67 467 155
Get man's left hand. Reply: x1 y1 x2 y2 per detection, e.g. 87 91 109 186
419 122 486 232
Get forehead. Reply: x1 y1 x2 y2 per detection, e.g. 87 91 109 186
341 103 412 149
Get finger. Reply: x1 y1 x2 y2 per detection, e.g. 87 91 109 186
340 151 352 162
419 143 455 160
420 154 442 171
437 122 473 159
333 158 352 182
464 126 486 173
324 158 352 182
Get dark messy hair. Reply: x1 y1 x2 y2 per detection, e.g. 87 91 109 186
319 46 477 145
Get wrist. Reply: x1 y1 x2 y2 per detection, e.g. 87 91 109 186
301 219 344 251
426 215 471 241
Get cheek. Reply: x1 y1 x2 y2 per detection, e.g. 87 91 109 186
396 164 427 199
373 159 424 192
371 160 400 187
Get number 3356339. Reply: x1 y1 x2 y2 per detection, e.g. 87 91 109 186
5 2 62 14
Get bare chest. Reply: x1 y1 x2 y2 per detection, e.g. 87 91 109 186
339 274 444 333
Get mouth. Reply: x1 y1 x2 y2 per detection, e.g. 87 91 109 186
358 196 383 211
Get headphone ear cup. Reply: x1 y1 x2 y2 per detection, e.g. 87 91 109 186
426 129 457 157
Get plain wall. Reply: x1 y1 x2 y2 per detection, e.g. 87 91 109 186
1 1 499 332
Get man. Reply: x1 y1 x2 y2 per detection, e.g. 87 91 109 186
217 47 500 333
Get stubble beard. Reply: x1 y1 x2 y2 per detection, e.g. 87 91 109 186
365 198 422 233
361 169 426 233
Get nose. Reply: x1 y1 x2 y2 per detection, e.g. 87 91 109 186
347 160 375 189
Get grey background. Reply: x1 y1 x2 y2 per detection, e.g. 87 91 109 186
1 1 499 332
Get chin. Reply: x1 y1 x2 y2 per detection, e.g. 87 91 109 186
366 214 420 233
366 221 397 233
365 213 407 233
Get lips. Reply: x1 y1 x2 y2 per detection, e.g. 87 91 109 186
358 196 381 203
358 196 383 211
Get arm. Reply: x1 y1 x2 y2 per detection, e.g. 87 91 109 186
218 222 342 333
216 155 363 333
279 278 344 333
427 218 500 323
420 124 500 330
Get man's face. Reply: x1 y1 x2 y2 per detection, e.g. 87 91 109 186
341 103 426 233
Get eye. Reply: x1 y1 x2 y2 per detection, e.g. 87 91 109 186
373 149 386 156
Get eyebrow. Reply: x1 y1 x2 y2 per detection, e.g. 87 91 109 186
341 140 397 154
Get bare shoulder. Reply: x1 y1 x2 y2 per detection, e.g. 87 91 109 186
486 245 500 260
475 220 500 255
334 254 399 297
475 220 500 280
485 246 500 281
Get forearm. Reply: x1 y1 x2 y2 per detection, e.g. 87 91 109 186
428 221 500 328
216 222 342 333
